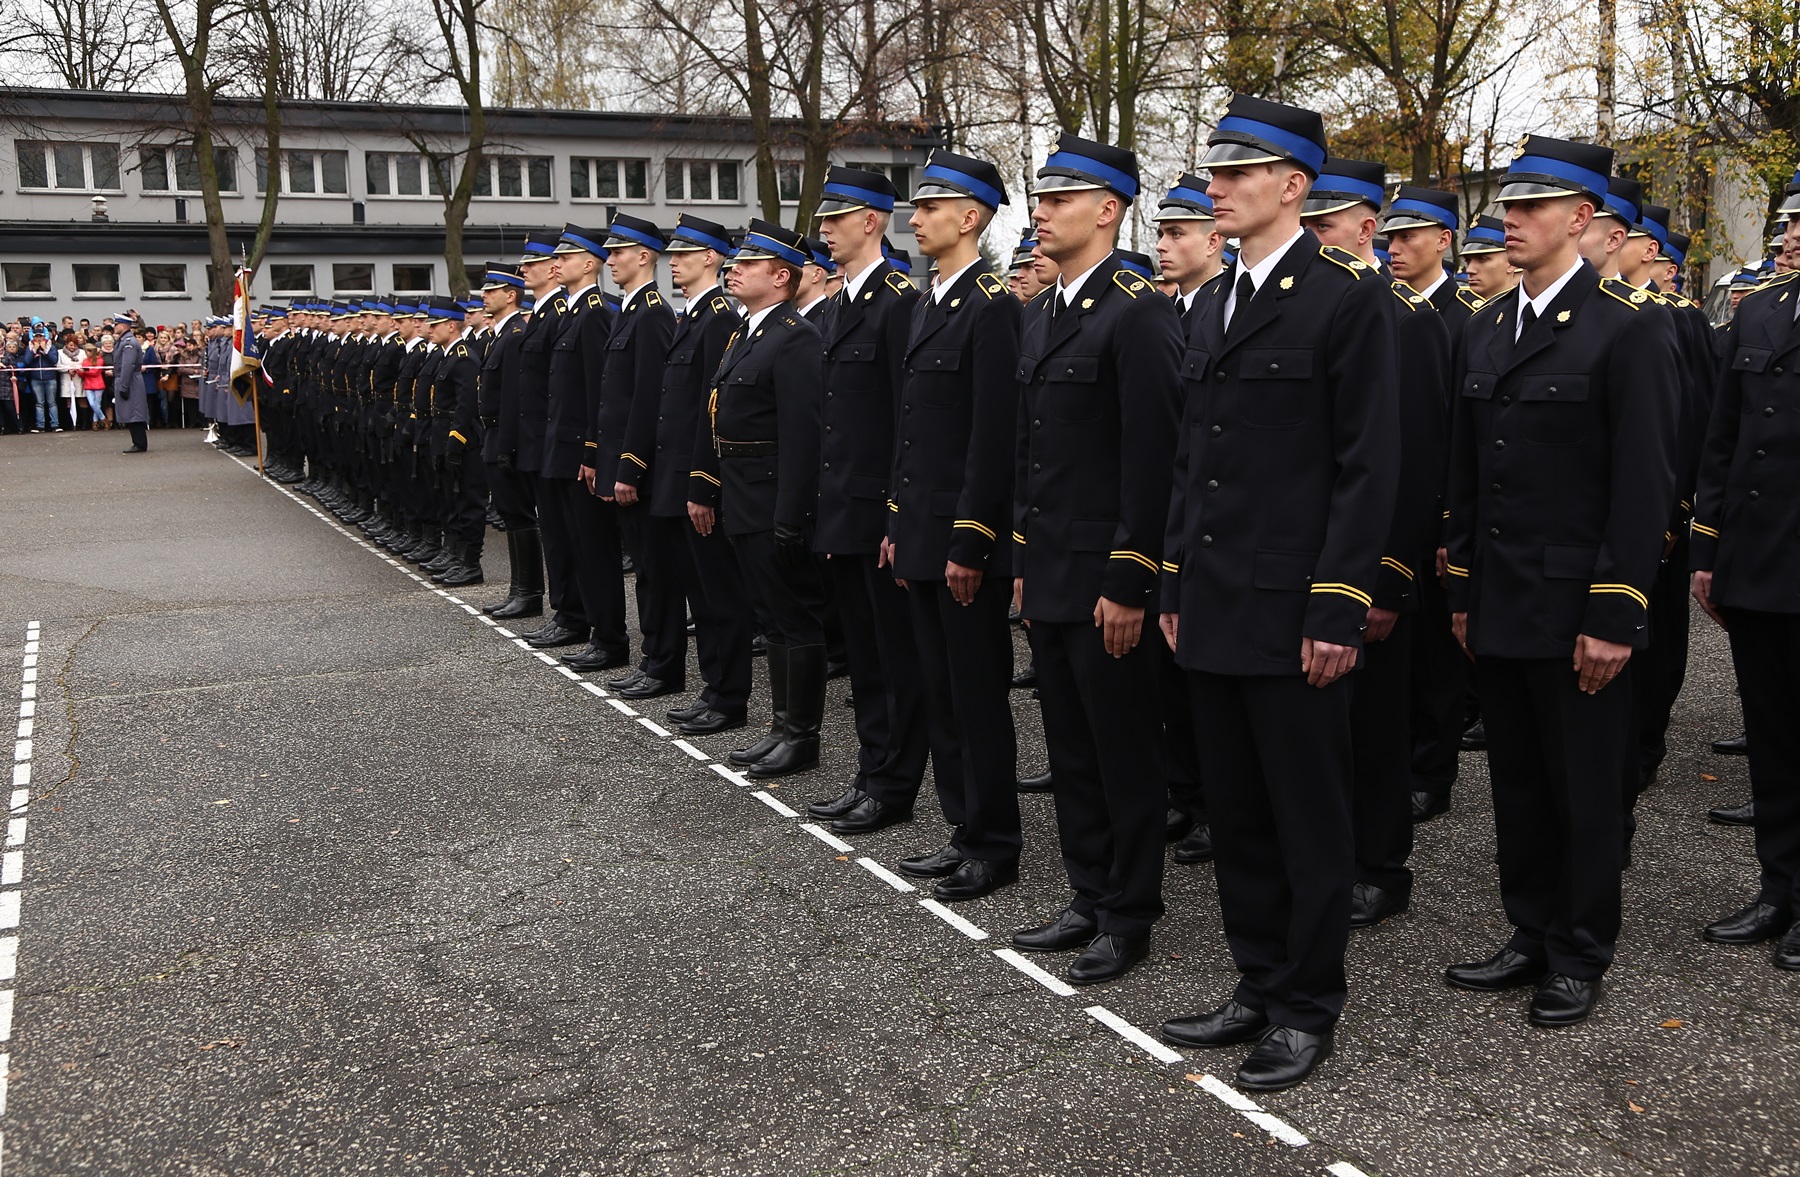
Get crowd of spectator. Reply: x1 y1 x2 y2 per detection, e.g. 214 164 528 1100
0 311 221 435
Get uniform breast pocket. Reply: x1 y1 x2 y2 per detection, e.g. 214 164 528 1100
608 329 634 351
913 350 963 405
1239 348 1314 427
523 339 547 354
1732 346 1771 374
834 342 877 363
1044 356 1102 421
1462 371 1495 400
1180 348 1212 383
667 347 696 367
1519 374 1591 446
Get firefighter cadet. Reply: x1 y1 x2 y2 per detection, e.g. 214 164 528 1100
1441 134 1679 1028
1157 104 1398 1092
476 262 540 619
1009 132 1181 987
884 149 1025 902
1459 216 1520 304
513 231 584 642
422 296 486 587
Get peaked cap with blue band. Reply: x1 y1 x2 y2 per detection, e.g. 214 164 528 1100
604 212 667 252
804 237 835 270
733 218 810 266
519 229 562 264
1302 157 1387 217
1662 228 1689 266
1777 167 1800 217
1632 202 1671 246
1380 185 1460 233
1202 95 1328 177
365 298 394 314
1115 250 1157 281
553 222 609 256
911 148 1009 210
665 213 734 255
1496 135 1613 205
815 166 897 217
1596 174 1643 225
425 296 464 322
883 239 913 274
481 262 525 291
1462 214 1508 255
1153 172 1216 222
1031 132 1140 201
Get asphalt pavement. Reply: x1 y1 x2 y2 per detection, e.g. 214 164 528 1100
0 428 1795 1176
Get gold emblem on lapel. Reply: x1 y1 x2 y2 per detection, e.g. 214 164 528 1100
755 329 764 336
1280 275 1295 290
1630 290 1648 303
1081 298 1094 309
950 298 960 308
1495 312 1504 325
1557 309 1571 323
1783 292 1791 303
864 291 874 301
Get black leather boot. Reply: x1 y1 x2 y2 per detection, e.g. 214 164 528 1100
482 529 523 612
750 643 823 778
439 541 485 587
493 528 544 619
731 641 788 765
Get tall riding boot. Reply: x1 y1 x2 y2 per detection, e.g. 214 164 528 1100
749 643 823 778
492 529 545 619
483 529 524 612
730 640 789 765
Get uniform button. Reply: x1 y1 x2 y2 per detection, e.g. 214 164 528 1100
657 415 664 422
1033 418 1042 429
1749 490 1760 500
825 424 833 433
823 462 831 471
1206 479 1218 491
1471 382 1481 392
1215 370 1226 382
901 477 910 487
1030 506 1040 516
1032 463 1041 472
1766 407 1776 416
903 439 912 449
1755 449 1766 459
1547 385 1558 395
1489 526 1499 537
1210 424 1223 436
1266 363 1279 374
1200 535 1213 547
827 391 834 399
1491 482 1502 493
1500 395 1511 405
1494 439 1505 449
1775 366 1785 375
1066 367 1075 375
903 404 912 413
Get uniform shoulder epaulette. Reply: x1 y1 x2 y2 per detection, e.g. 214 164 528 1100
975 272 1005 299
1389 279 1427 310
885 271 913 295
552 296 568 313
1599 276 1651 309
453 343 468 357
1743 271 1799 301
780 311 800 328
1455 286 1485 310
1111 270 1147 297
710 295 731 315
1664 292 1695 309
586 291 603 308
645 289 663 307
1318 244 1371 278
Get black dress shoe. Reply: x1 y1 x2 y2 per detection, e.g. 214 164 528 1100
730 729 784 766
1166 808 1195 843
807 784 867 820
1460 720 1487 751
1011 666 1037 690
934 858 1017 902
619 675 681 700
524 623 584 649
1774 923 1800 971
1237 1026 1333 1091
830 796 912 835
750 633 768 657
678 708 745 736
1712 732 1750 756
1411 790 1450 822
825 658 849 680
1162 1000 1269 1048
1445 947 1547 992
665 701 710 724
122 445 147 453
1012 908 1097 953
1172 823 1213 864
898 843 965 879
1703 900 1790 944
1528 973 1601 1026
491 594 542 620
1017 770 1053 793
1349 881 1409 927
1708 799 1755 826
562 645 629 671
1068 932 1149 985
608 668 646 690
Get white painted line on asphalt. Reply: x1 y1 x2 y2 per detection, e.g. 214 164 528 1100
920 899 989 941
1 853 19 886
1085 1005 1184 1064
0 988 14 1040
556 666 583 681
512 639 532 650
460 604 480 616
13 721 27 740
0 937 14 981
16 702 30 719
751 791 799 818
445 595 465 605
533 652 558 666
12 741 29 763
1187 1073 1311 1147
7 793 23 814
0 1051 8 1112
495 627 517 638
993 948 1079 997
20 656 34 670
673 739 710 762
21 642 34 655
579 682 609 699
606 698 638 716
1326 1163 1371 1177
19 669 33 685
800 823 853 852
9 765 24 789
5 820 24 848
636 717 671 738
0 893 17 929
857 857 917 893
1243 1111 1309 1148
1195 1073 1259 1111
18 684 31 701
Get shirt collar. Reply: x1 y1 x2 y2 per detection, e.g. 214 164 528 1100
1414 271 1449 303
842 260 882 302
932 257 981 303
1237 228 1307 296
1518 257 1587 334
742 302 780 336
1056 256 1110 305
565 282 597 305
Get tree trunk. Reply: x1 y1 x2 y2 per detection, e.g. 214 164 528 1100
1597 0 1617 144
743 0 781 221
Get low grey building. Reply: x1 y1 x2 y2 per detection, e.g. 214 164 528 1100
0 88 941 324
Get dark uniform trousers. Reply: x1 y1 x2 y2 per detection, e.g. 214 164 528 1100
830 556 931 803
661 515 753 712
1352 617 1415 892
1410 572 1468 799
569 487 629 658
1477 656 1629 979
1628 533 1691 815
622 502 684 683
487 462 536 529
1156 637 1206 826
442 454 489 544
1722 610 1800 916
732 530 826 647
536 474 590 633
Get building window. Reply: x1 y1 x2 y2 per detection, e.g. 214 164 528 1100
140 263 188 295
367 151 447 197
776 161 802 203
1 263 52 295
471 154 553 200
665 159 740 204
140 144 237 194
72 264 120 295
393 264 434 293
570 157 649 202
15 141 121 191
847 161 913 202
269 264 314 294
332 263 374 294
257 149 349 196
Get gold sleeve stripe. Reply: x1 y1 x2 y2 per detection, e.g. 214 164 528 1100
1591 583 1649 610
448 430 467 444
1441 510 1451 519
1445 563 1470 578
1111 550 1158 573
1310 582 1373 607
584 440 599 449
1012 531 1027 545
1161 561 1179 573
1380 557 1415 580
953 519 996 539
888 499 899 513
689 469 721 486
1690 522 1719 538
622 452 647 469
1679 499 1692 512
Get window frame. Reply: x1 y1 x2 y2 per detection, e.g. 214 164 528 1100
662 158 743 205
139 143 238 196
139 262 189 298
391 263 436 295
256 148 351 198
268 264 316 296
1 262 53 297
71 263 122 298
470 153 555 201
14 140 123 193
365 150 448 199
568 156 652 204
331 262 376 296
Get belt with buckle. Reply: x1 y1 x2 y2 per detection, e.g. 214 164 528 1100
715 439 778 457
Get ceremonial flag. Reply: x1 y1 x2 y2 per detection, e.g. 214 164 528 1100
230 266 259 404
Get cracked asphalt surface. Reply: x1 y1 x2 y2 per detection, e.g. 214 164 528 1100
0 428 1796 1176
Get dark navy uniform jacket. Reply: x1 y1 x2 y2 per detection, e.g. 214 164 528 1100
694 304 823 536
1691 269 1800 613
1161 239 1400 675
1015 253 1182 624
546 285 614 480
651 287 739 518
427 339 479 459
515 291 566 475
1380 281 1452 613
592 284 676 491
1445 263 1681 655
477 312 528 465
889 265 1021 582
815 260 919 555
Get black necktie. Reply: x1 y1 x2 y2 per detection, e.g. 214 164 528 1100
1051 290 1067 320
1518 304 1538 342
1226 271 1255 332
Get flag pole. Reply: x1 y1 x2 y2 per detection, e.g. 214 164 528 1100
243 256 266 478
